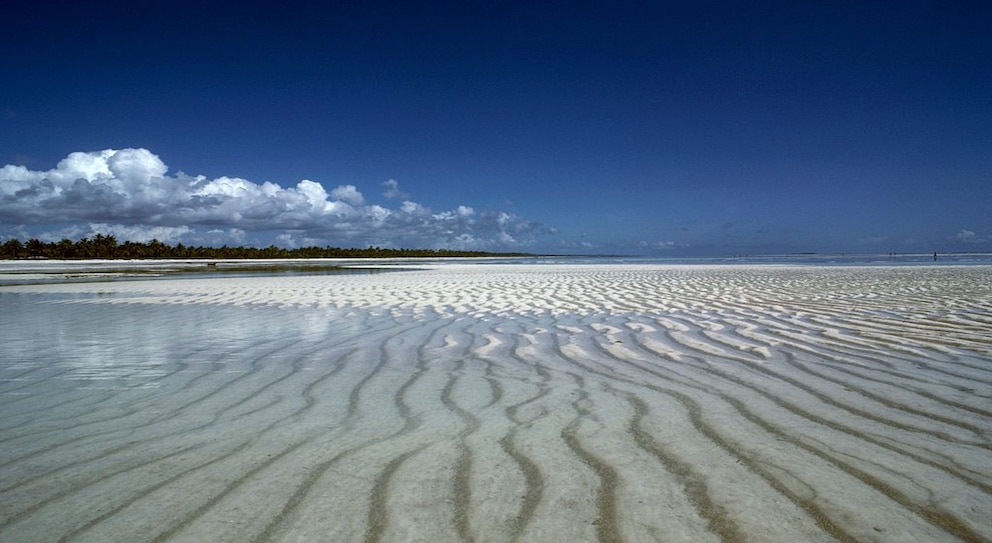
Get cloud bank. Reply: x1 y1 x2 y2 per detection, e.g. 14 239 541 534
0 149 547 249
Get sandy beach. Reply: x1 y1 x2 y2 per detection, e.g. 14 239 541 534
0 262 990 542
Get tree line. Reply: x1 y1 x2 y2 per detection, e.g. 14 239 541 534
0 235 533 260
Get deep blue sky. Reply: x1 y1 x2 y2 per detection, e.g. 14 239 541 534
2 1 990 255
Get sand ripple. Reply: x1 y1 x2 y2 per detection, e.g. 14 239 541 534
0 264 990 542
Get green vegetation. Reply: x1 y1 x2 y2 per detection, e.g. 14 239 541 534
0 235 534 260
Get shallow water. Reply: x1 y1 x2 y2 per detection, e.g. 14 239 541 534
1 264 990 542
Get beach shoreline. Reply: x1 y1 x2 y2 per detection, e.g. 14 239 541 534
1 263 990 542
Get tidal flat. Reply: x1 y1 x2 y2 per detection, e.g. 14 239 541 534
1 262 990 542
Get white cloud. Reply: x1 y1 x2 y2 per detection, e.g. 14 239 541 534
433 205 474 222
956 229 976 241
22 223 195 245
1 148 548 250
381 179 409 200
953 229 985 243
275 232 298 248
329 184 364 205
400 201 427 216
89 223 194 244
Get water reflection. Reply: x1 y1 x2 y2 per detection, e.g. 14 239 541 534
0 291 337 390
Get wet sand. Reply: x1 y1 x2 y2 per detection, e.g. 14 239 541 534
0 263 990 542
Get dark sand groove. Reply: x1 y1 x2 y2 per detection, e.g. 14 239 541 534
141 435 315 543
152 322 447 542
646 345 992 496
681 335 990 447
801 360 992 420
0 441 208 534
496 431 543 540
648 344 988 539
775 353 992 440
478 331 549 540
626 393 748 543
0 263 989 542
641 380 860 542
243 448 362 543
729 324 992 407
0 366 74 404
560 391 622 542
433 326 482 541
451 443 475 543
238 333 446 541
58 438 269 543
550 328 854 541
363 449 424 543
717 391 989 542
0 337 318 489
132 352 362 540
566 327 973 541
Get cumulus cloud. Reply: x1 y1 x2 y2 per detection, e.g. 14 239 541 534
89 223 195 244
953 229 987 244
329 184 363 205
381 179 408 200
1 148 548 250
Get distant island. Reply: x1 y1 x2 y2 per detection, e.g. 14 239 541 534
0 235 535 260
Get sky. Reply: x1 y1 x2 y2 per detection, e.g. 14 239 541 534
2 1 990 256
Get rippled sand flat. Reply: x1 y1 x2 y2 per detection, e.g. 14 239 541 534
0 263 990 542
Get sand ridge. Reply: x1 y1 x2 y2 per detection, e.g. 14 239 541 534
0 263 990 542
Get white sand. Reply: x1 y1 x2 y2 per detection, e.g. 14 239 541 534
0 263 989 542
